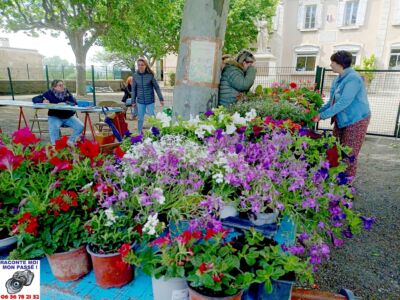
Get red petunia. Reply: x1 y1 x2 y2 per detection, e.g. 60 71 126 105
252 125 263 137
212 274 222 282
49 156 73 172
71 200 78 207
326 145 339 168
205 229 216 241
119 243 131 257
114 146 125 159
199 263 207 274
55 136 69 151
29 148 48 164
289 82 298 89
60 202 70 212
12 128 40 147
79 140 100 160
0 146 24 171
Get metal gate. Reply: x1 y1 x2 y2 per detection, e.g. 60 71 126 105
315 67 400 137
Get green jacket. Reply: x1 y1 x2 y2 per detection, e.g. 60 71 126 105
218 60 257 107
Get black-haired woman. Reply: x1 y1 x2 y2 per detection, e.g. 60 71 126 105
33 79 84 145
315 50 371 180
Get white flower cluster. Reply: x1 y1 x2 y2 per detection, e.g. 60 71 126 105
156 111 172 128
105 208 118 226
195 124 216 139
143 213 159 235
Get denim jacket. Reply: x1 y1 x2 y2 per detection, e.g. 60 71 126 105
320 68 370 128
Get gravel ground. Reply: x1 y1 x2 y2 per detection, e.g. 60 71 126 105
314 136 400 300
0 98 399 299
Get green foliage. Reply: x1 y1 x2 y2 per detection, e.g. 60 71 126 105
224 0 279 54
355 54 376 83
168 72 176 87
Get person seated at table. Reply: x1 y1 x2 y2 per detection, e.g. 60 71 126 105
32 79 84 146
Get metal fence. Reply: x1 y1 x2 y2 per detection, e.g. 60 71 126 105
2 64 399 137
316 68 400 137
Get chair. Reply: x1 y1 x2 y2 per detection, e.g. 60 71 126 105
30 109 49 137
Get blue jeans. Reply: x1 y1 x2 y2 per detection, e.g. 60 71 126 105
48 116 84 145
137 103 155 133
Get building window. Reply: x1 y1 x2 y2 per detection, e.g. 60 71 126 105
343 0 359 26
389 49 400 69
296 55 317 71
304 5 317 29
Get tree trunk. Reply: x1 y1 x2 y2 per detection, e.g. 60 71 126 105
173 0 230 119
69 32 89 96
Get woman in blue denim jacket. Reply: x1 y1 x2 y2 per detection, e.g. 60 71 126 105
315 51 371 180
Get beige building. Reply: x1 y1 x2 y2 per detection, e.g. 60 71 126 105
270 0 400 70
0 37 44 80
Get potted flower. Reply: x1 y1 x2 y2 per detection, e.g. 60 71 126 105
0 129 40 252
85 197 141 288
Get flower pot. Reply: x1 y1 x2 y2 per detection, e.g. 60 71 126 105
0 235 17 255
86 245 133 288
152 276 189 300
220 204 238 219
46 246 91 281
188 286 243 300
249 210 279 226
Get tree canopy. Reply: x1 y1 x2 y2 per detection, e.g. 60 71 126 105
0 0 129 94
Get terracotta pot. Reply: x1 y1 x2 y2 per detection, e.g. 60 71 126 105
46 245 91 281
188 286 243 300
86 244 133 288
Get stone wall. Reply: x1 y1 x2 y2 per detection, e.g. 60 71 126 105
0 47 44 80
0 80 124 95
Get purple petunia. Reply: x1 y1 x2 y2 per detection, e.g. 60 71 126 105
131 132 143 144
204 110 214 118
151 126 160 137
360 216 375 230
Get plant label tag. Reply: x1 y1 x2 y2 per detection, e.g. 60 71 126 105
171 288 189 300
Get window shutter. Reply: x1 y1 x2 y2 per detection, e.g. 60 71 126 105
337 1 345 26
316 4 323 29
392 0 400 25
297 5 305 30
356 0 368 26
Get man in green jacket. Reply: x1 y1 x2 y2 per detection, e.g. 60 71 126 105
218 49 257 107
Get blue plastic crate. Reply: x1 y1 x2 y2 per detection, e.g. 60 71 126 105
77 100 94 107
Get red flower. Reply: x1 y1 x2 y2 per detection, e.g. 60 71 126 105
68 191 78 198
12 128 40 147
114 146 125 159
119 243 131 257
49 157 73 172
0 146 24 171
199 263 207 274
55 136 69 151
289 82 298 89
326 145 339 168
252 125 263 137
212 274 222 282
71 200 78 207
151 234 171 247
79 140 100 160
205 229 216 241
29 148 47 164
60 202 70 212
84 224 93 234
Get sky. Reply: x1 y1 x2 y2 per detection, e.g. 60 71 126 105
0 30 104 65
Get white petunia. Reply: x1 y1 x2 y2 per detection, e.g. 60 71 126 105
225 123 237 135
105 208 118 226
231 112 246 125
143 213 159 235
212 173 224 184
188 115 201 126
245 109 257 121
156 112 172 128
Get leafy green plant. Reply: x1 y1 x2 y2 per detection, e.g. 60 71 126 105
355 54 376 84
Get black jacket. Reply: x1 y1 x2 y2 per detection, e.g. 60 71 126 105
32 89 76 119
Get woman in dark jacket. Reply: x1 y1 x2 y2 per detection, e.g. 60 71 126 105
131 58 164 133
121 76 138 119
32 79 84 145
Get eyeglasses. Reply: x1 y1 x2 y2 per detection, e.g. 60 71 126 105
56 83 64 87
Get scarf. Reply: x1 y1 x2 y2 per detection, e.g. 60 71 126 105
52 89 66 101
